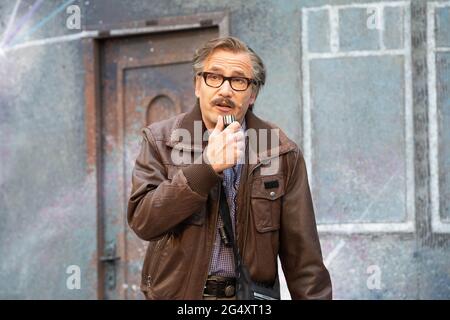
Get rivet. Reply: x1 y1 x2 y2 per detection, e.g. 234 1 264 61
270 191 276 198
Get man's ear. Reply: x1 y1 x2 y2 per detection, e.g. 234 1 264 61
249 89 257 105
194 76 201 98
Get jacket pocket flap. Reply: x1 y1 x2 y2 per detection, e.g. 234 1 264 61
251 175 285 232
251 176 285 200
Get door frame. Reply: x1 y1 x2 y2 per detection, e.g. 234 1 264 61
82 11 229 299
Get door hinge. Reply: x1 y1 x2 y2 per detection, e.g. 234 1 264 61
100 241 120 290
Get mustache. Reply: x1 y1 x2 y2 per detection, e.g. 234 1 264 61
210 97 236 109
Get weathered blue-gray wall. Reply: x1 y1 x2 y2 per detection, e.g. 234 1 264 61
0 0 449 299
0 1 97 298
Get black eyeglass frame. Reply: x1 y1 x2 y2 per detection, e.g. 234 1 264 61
197 71 257 91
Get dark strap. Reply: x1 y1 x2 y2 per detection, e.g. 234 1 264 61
218 185 280 300
218 186 243 275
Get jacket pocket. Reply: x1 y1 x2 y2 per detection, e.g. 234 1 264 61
251 175 285 232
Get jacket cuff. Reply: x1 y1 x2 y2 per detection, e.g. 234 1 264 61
182 164 221 197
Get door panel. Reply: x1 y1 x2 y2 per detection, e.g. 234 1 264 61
300 1 450 299
301 1 419 299
302 2 414 233
99 27 219 299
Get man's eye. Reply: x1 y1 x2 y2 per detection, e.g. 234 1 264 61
209 74 221 80
233 78 246 84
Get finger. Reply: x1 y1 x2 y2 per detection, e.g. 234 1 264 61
235 131 245 142
236 139 245 149
226 133 236 144
212 115 224 135
224 121 241 133
236 149 245 164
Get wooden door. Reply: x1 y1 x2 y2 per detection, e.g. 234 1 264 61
96 24 223 299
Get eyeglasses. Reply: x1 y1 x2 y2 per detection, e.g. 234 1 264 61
198 72 256 91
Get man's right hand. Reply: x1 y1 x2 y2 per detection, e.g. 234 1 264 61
205 115 245 173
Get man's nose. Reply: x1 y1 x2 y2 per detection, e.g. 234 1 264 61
218 79 233 97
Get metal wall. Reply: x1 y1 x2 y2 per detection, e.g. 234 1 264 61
0 0 448 299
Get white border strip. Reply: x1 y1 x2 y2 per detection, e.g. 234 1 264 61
302 1 414 233
404 3 415 231
377 5 386 50
318 221 415 233
428 1 450 233
302 6 312 177
303 1 410 12
329 6 340 53
308 48 406 59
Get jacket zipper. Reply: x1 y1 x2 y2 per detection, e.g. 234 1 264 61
147 234 169 288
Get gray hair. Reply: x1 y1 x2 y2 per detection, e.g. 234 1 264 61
192 36 266 105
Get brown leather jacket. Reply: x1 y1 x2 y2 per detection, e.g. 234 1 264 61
127 104 332 299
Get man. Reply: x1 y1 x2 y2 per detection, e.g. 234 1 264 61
127 36 332 300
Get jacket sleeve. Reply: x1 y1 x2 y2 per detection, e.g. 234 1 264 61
127 127 221 241
279 148 332 299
